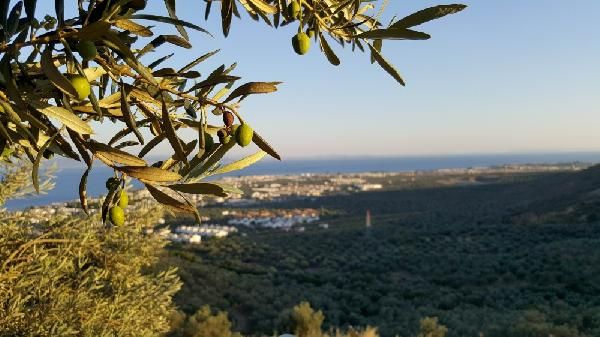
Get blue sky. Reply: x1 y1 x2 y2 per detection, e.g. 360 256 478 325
37 1 600 158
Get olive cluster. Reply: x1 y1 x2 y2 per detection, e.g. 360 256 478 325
287 0 313 55
216 110 254 148
106 177 129 226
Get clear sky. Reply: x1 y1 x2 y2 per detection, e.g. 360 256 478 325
37 1 600 158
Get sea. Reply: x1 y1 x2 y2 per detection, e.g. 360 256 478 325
5 152 600 210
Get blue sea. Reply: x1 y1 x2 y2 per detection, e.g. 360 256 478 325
5 152 600 210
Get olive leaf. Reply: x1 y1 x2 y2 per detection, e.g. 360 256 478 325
32 128 62 194
224 81 280 102
357 28 431 40
117 166 182 183
149 53 174 69
79 165 91 215
252 130 281 160
67 128 92 167
40 46 79 98
371 39 382 64
83 67 107 82
221 0 233 37
119 80 144 144
247 0 277 14
88 141 147 167
77 20 111 40
131 14 211 36
145 183 198 214
114 19 154 37
24 0 35 22
29 101 93 135
54 0 63 26
167 182 229 197
185 75 240 93
391 4 467 29
178 49 220 73
368 43 405 86
164 0 189 40
210 150 266 176
319 32 341 66
139 134 166 158
161 95 187 162
6 1 23 38
186 140 236 179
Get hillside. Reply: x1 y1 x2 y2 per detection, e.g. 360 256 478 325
166 166 600 337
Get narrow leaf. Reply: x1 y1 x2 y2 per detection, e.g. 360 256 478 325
178 49 219 73
161 93 187 162
88 141 147 167
247 0 277 14
40 46 79 98
164 0 189 40
6 1 23 38
319 33 341 66
252 130 281 160
224 81 280 102
118 166 182 182
221 0 233 37
168 182 228 197
79 165 91 215
139 134 166 158
210 151 266 176
119 79 144 144
145 183 197 214
391 4 467 29
32 129 61 194
357 28 430 40
130 14 211 36
54 0 63 26
29 101 93 134
114 19 153 37
368 43 405 86
24 0 35 22
187 140 235 178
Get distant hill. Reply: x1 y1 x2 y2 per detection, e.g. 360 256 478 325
251 164 600 226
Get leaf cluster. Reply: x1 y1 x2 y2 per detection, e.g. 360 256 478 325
0 0 465 220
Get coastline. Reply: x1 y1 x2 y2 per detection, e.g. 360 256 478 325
4 155 595 210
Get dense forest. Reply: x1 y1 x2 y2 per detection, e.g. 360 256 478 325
165 165 600 337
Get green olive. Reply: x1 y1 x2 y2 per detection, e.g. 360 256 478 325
118 190 129 208
235 123 254 147
69 75 91 100
109 206 125 226
76 40 97 62
204 132 215 151
287 1 301 19
292 32 311 55
231 124 240 135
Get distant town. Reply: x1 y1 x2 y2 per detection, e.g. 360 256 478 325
9 162 590 244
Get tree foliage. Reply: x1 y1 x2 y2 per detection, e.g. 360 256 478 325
0 0 465 221
417 317 448 337
292 301 326 337
0 161 181 336
169 306 243 337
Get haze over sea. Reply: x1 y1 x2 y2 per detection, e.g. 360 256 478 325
6 152 600 210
